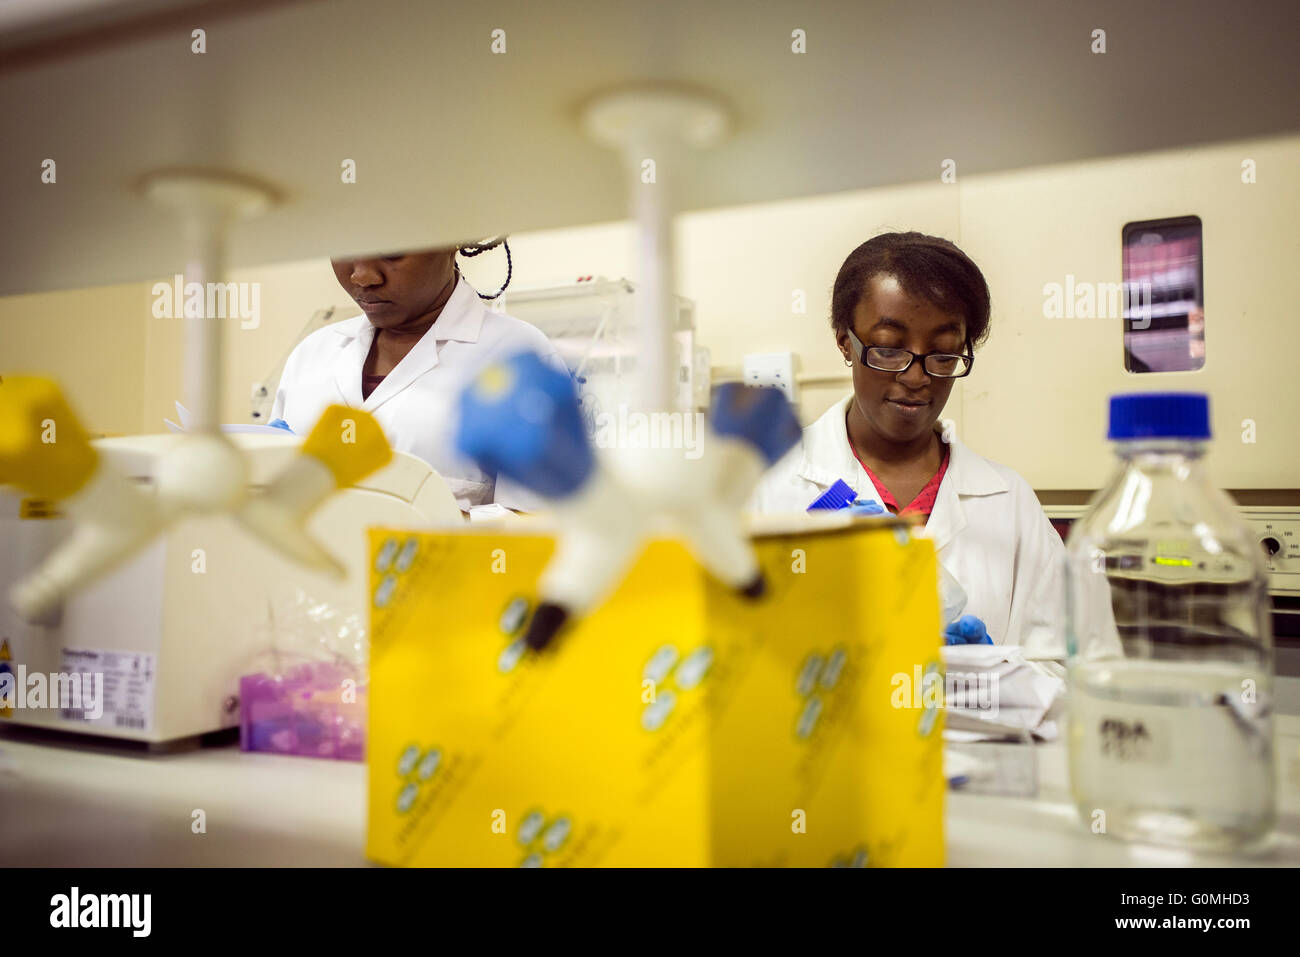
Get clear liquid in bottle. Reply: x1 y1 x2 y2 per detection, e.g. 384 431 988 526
1065 394 1274 849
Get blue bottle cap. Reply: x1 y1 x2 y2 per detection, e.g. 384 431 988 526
807 478 856 511
1107 392 1210 441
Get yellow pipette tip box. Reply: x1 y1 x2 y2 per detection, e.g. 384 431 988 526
365 518 944 868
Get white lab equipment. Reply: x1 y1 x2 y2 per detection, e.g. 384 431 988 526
0 433 461 744
2 377 400 623
502 277 707 418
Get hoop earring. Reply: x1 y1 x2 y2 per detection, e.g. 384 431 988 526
843 355 853 367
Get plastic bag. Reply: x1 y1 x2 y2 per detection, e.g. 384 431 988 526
237 587 369 760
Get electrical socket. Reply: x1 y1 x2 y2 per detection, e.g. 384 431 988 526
742 351 798 404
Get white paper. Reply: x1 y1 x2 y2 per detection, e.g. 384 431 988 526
165 400 289 435
941 644 1065 741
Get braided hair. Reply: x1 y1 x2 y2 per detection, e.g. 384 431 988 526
457 236 513 300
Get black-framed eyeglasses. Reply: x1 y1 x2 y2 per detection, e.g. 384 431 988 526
846 330 974 379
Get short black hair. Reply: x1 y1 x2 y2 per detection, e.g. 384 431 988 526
830 232 991 349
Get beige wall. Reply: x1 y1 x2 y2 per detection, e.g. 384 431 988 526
959 135 1299 490
0 263 362 436
0 282 153 436
3 133 1296 488
215 260 361 430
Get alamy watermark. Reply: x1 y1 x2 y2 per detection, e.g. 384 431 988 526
891 665 1000 718
1042 276 1153 329
0 667 104 720
151 274 261 329
589 404 705 461
50 887 151 937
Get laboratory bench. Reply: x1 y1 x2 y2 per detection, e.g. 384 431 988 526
2 716 1298 868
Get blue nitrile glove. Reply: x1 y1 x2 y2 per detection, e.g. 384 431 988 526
944 614 992 645
847 499 885 516
268 418 293 432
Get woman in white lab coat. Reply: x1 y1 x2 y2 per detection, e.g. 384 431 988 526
751 232 1066 657
272 242 560 510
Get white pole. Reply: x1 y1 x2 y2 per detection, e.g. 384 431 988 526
182 209 224 433
142 172 273 434
630 136 678 413
583 89 729 417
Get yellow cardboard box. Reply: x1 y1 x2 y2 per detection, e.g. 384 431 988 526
365 520 944 867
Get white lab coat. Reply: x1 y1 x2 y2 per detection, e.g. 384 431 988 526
271 276 561 510
750 395 1067 658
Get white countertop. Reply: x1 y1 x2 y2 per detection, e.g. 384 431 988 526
2 717 1298 867
945 716 1300 866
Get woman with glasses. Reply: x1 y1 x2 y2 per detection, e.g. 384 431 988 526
752 232 1065 656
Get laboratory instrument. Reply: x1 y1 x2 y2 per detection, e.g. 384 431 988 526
0 430 461 743
1 377 395 620
501 277 706 418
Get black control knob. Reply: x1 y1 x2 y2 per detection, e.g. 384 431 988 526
1261 536 1281 558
